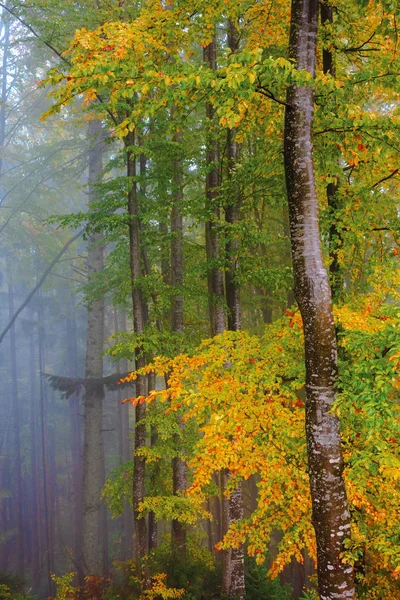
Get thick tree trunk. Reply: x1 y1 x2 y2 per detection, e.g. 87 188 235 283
126 131 148 577
81 119 105 577
284 1 355 598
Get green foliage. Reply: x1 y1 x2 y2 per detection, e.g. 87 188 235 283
0 573 36 600
51 573 75 600
244 558 292 600
147 534 218 600
102 461 133 516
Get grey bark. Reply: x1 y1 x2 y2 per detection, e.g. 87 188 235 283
321 3 343 300
29 310 40 589
115 310 134 559
171 133 187 552
38 305 55 596
66 310 83 580
126 131 148 577
204 38 226 337
220 21 246 600
81 119 105 577
7 266 24 577
284 1 355 598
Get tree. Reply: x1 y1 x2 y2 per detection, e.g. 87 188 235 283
283 0 355 597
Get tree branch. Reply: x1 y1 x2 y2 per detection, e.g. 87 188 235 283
372 168 399 188
0 2 71 64
0 229 83 344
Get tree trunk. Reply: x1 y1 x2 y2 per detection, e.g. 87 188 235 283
38 305 55 596
225 20 241 332
115 310 134 559
81 119 105 577
171 135 187 552
126 131 148 577
7 265 24 578
66 310 83 580
204 38 226 337
321 3 343 300
147 372 158 552
0 20 9 177
219 21 246 600
283 1 355 598
29 310 40 590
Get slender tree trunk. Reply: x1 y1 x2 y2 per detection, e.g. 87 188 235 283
66 310 83 579
81 119 105 577
284 1 355 598
170 135 187 552
100 435 109 575
38 306 54 596
321 3 343 299
29 310 40 590
7 266 24 578
225 20 241 333
204 38 226 337
147 372 158 552
215 21 246 600
126 131 148 578
115 310 134 559
0 20 9 177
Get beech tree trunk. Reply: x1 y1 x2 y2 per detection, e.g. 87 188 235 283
66 309 83 580
218 21 246 600
7 266 24 578
321 3 343 299
126 131 148 577
81 119 105 577
170 136 187 552
115 310 134 559
284 1 355 598
38 305 55 596
29 310 40 590
204 38 226 337
225 21 241 333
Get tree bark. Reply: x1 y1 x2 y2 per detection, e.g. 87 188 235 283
66 309 83 580
29 309 40 590
219 21 246 600
7 265 24 578
321 3 343 300
126 131 148 577
38 304 55 596
204 38 226 337
115 310 134 559
170 134 187 552
81 119 105 577
284 1 355 598
225 20 241 332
